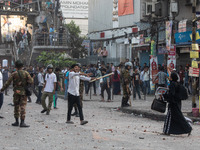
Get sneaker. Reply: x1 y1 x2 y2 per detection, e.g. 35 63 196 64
66 121 74 124
76 113 80 117
46 111 50 115
54 107 58 109
41 109 47 113
80 120 88 125
0 116 4 119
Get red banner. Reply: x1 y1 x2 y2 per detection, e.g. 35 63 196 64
118 0 134 16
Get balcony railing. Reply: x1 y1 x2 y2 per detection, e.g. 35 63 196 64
32 32 69 47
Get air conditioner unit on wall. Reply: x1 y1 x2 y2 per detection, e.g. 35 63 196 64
145 2 155 16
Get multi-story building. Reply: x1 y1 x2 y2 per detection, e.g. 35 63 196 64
88 0 200 67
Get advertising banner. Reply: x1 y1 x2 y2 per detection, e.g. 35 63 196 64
190 51 199 58
150 55 158 91
189 67 200 77
167 56 176 71
166 21 173 51
178 19 187 33
118 0 134 16
175 30 200 45
60 0 88 18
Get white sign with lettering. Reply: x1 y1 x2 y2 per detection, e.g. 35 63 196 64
60 0 88 18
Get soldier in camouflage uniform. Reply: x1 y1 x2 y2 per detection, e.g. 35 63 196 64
121 62 132 107
0 60 33 127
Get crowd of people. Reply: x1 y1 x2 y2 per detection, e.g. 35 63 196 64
34 24 65 46
0 59 193 136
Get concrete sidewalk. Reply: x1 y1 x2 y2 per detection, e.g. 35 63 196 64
59 93 200 122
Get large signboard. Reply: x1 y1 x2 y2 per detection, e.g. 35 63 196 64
60 0 88 18
118 0 134 16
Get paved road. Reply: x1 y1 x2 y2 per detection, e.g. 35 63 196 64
0 92 200 150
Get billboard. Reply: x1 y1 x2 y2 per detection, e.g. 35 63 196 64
60 0 88 19
118 0 134 16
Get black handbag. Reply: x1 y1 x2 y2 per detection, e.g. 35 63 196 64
18 71 32 97
151 97 166 113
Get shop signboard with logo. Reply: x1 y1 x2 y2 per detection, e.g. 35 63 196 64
175 30 200 45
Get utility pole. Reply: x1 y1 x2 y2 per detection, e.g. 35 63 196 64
192 0 197 108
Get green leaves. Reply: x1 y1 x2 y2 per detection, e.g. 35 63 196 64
36 52 76 68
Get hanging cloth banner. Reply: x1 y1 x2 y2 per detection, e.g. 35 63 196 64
166 21 173 51
118 0 134 16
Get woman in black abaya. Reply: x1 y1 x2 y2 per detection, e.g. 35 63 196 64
163 72 192 135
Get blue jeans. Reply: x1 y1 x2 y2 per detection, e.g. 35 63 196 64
64 83 68 100
143 81 150 95
37 86 43 103
0 93 3 109
133 84 141 99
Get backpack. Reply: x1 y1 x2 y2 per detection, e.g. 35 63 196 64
177 84 188 100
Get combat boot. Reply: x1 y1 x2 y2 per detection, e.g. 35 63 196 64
12 118 19 126
20 119 30 128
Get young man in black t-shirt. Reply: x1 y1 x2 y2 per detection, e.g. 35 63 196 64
132 68 141 99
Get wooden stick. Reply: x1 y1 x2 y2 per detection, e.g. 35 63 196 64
89 72 114 83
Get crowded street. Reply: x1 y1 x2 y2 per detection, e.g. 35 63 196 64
0 91 200 150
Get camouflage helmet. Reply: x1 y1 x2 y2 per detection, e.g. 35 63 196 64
15 60 24 68
47 64 53 69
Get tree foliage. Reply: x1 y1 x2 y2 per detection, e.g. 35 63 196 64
36 51 76 68
65 21 88 58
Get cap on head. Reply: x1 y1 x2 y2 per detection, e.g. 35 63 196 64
15 60 24 69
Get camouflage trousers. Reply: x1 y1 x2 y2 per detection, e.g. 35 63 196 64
13 94 27 120
121 85 131 106
41 92 54 112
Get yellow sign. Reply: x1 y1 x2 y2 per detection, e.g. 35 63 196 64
190 51 199 58
192 61 198 68
192 43 199 50
190 32 200 41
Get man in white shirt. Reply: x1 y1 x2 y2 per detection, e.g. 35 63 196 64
41 64 57 115
0 71 3 118
141 66 150 95
66 64 94 125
